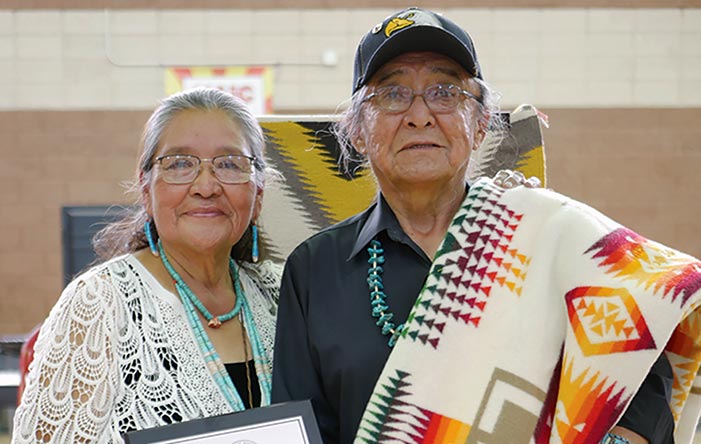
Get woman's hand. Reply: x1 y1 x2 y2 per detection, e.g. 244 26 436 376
493 169 541 189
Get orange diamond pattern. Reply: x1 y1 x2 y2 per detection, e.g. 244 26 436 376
566 286 656 356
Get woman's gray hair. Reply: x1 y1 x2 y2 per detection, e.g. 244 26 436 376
333 77 503 176
93 87 272 262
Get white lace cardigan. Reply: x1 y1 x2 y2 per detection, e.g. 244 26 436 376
12 254 281 444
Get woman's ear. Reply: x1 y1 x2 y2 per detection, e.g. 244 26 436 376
252 186 264 222
140 171 153 217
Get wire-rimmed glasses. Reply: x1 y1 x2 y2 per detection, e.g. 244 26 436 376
362 83 482 114
154 154 257 185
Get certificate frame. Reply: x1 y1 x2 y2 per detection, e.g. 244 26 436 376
122 400 323 444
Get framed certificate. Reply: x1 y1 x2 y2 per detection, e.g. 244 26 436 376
122 400 323 444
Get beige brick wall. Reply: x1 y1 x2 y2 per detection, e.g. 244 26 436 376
1 108 700 334
0 111 148 334
0 8 700 111
545 108 701 258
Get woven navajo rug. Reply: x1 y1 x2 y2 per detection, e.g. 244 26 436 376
258 104 546 262
354 177 701 444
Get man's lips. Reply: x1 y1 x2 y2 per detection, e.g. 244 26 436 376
401 142 441 151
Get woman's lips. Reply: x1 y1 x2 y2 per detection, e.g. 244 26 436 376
186 208 225 217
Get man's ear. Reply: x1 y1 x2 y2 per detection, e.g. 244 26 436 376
474 128 487 151
353 131 368 156
354 136 367 155
473 111 490 151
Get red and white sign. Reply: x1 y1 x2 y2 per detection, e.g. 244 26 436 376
165 66 274 115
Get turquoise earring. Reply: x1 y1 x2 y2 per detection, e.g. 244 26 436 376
251 224 259 263
144 220 159 257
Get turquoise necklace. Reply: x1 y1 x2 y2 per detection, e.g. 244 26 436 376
367 239 405 347
157 240 271 410
160 247 242 329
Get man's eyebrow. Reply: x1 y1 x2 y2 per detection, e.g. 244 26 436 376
374 68 406 85
373 65 464 85
431 66 463 80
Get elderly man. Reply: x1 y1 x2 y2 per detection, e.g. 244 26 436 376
272 7 685 444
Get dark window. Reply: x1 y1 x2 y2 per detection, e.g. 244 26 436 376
61 205 127 286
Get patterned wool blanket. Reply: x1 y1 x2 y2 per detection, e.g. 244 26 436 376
355 178 701 444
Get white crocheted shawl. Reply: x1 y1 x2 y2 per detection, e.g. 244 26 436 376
12 254 281 444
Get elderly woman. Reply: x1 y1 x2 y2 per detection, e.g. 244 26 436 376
271 7 690 444
12 88 280 443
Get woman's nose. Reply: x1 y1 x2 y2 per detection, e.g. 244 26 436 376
190 163 222 196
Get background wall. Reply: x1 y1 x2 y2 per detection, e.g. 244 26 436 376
1 7 701 110
1 5 700 335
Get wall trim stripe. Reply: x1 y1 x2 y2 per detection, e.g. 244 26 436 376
3 1 701 9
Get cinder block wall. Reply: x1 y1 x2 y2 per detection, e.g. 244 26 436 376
1 4 700 335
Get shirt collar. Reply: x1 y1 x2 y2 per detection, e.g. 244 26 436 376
347 183 471 262
347 194 405 261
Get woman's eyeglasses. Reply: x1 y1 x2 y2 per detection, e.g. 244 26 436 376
154 154 257 185
363 83 482 114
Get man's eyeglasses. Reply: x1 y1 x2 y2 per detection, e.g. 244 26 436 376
362 83 482 114
154 154 258 185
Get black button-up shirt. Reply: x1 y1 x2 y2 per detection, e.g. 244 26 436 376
272 194 673 444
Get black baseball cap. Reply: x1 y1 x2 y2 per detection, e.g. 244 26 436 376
353 7 482 92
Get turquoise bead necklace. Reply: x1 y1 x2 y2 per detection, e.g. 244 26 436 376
161 248 243 329
367 239 405 347
157 240 271 410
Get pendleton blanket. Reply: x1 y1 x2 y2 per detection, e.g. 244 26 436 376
354 178 701 444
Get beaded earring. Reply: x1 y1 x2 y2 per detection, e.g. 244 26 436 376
251 224 259 263
144 220 159 257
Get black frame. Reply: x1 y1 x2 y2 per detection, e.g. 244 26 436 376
122 400 323 444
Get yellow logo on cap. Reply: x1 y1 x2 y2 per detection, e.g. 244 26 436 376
384 12 415 37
